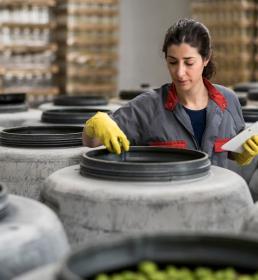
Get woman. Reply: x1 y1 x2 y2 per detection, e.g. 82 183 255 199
83 18 258 168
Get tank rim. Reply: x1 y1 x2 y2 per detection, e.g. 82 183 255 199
54 96 108 106
80 146 211 181
41 108 110 124
0 126 83 148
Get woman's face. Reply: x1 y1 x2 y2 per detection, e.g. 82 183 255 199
166 43 209 92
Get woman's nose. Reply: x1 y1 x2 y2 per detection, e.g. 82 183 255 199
176 64 185 78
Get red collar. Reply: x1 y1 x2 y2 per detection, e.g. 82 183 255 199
165 78 228 111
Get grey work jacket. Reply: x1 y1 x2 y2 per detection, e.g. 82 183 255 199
113 79 245 169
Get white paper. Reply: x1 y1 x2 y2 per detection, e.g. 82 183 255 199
222 121 258 153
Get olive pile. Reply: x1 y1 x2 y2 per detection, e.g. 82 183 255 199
95 261 258 280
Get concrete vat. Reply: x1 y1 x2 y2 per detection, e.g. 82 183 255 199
0 126 89 200
15 233 258 280
41 147 253 246
0 93 41 127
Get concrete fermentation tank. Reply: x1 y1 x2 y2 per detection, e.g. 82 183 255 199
39 95 120 112
0 93 41 127
41 147 253 246
0 126 89 200
15 233 258 280
0 184 69 280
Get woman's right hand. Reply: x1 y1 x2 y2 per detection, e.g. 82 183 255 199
84 112 130 154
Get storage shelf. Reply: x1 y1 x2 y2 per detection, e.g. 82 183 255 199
67 67 117 77
201 21 256 28
0 2 58 103
69 0 118 4
67 38 118 47
0 86 59 95
66 83 116 93
67 9 119 17
67 24 118 32
0 22 57 29
66 52 117 62
0 65 59 76
192 2 256 12
191 0 258 86
56 0 119 97
0 0 56 7
0 43 58 53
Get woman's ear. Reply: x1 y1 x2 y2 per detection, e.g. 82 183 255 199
204 52 212 66
203 57 210 67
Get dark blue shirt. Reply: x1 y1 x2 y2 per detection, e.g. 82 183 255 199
183 106 207 147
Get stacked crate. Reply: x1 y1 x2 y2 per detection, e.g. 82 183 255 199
191 0 258 86
56 0 119 98
0 0 59 104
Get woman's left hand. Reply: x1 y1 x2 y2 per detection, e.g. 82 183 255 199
234 135 258 166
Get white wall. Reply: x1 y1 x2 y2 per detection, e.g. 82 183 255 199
118 0 190 91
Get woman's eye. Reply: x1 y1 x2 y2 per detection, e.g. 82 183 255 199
185 62 194 66
169 61 177 65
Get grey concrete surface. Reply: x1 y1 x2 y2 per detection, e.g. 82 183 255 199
241 202 258 237
0 109 42 127
0 146 89 200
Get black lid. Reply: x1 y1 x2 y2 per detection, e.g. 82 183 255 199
0 93 27 113
140 83 150 88
233 82 258 93
0 126 83 148
54 96 108 106
248 89 258 101
242 108 258 123
58 234 258 280
0 93 26 104
80 147 210 181
119 90 143 100
41 109 110 124
238 95 247 106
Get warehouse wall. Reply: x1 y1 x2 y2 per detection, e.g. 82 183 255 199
118 0 190 91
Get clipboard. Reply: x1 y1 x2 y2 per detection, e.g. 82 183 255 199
222 122 258 153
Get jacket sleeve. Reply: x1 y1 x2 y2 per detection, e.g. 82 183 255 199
111 92 157 145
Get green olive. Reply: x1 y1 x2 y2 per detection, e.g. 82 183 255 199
138 261 158 275
94 263 258 280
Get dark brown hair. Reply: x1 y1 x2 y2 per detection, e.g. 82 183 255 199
162 18 216 79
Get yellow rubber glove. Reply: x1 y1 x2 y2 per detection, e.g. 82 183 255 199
85 112 130 154
235 135 258 166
